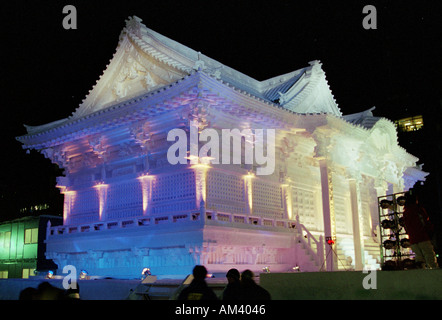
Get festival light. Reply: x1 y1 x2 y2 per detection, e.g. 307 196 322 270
94 182 108 221
189 156 212 206
56 184 76 225
79 270 88 280
137 174 154 215
141 267 151 280
243 172 255 213
262 266 270 273
281 177 293 219
46 270 54 279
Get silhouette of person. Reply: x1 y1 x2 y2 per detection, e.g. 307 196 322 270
20 282 69 300
19 287 38 300
177 265 218 300
65 283 80 299
239 270 271 300
402 193 439 269
222 268 241 300
19 281 65 300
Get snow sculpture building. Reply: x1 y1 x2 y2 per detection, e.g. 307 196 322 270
17 16 427 278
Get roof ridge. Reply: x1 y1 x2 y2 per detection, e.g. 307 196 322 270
20 16 344 139
275 60 341 116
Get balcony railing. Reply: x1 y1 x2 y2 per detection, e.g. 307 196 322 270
47 210 297 238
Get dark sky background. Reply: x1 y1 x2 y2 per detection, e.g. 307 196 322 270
1 0 441 221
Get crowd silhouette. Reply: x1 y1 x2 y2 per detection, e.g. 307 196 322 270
19 281 80 300
177 265 271 300
19 265 271 300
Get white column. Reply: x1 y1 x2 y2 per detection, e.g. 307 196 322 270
349 179 365 270
318 158 337 271
282 183 293 220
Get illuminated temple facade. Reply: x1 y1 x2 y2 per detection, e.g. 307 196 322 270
17 17 427 278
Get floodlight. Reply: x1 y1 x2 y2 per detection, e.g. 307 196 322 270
141 267 151 280
79 270 88 279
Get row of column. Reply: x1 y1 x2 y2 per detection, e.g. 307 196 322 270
318 158 386 271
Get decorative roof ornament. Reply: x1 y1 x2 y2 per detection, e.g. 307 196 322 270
193 52 206 71
212 68 222 80
130 121 152 152
308 59 322 69
89 135 108 160
125 16 143 38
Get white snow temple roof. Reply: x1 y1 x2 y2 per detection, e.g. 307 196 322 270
20 16 343 138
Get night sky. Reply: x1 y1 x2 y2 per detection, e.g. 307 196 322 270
1 1 441 221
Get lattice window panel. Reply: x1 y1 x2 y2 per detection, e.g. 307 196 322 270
151 171 196 213
360 201 372 236
107 180 143 219
70 188 99 218
359 180 376 236
334 194 351 234
252 180 284 219
213 204 246 214
332 174 352 234
206 171 245 213
291 188 317 230
151 200 195 214
69 213 97 225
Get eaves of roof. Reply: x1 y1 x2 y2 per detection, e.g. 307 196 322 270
16 71 323 150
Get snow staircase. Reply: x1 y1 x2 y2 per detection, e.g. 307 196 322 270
296 237 322 272
336 237 381 271
294 224 324 272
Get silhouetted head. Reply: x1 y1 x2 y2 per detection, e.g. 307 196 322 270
226 268 240 279
19 287 38 300
241 269 255 283
226 268 240 283
37 281 65 300
404 192 417 206
192 265 208 280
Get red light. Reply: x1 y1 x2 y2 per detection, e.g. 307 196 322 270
327 239 335 245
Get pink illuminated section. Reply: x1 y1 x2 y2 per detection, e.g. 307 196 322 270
94 182 108 221
281 177 293 220
243 172 255 214
56 185 76 225
189 155 212 209
137 174 154 215
194 166 208 209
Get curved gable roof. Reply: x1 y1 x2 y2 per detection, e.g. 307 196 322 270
264 61 341 116
68 16 343 121
22 16 344 137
